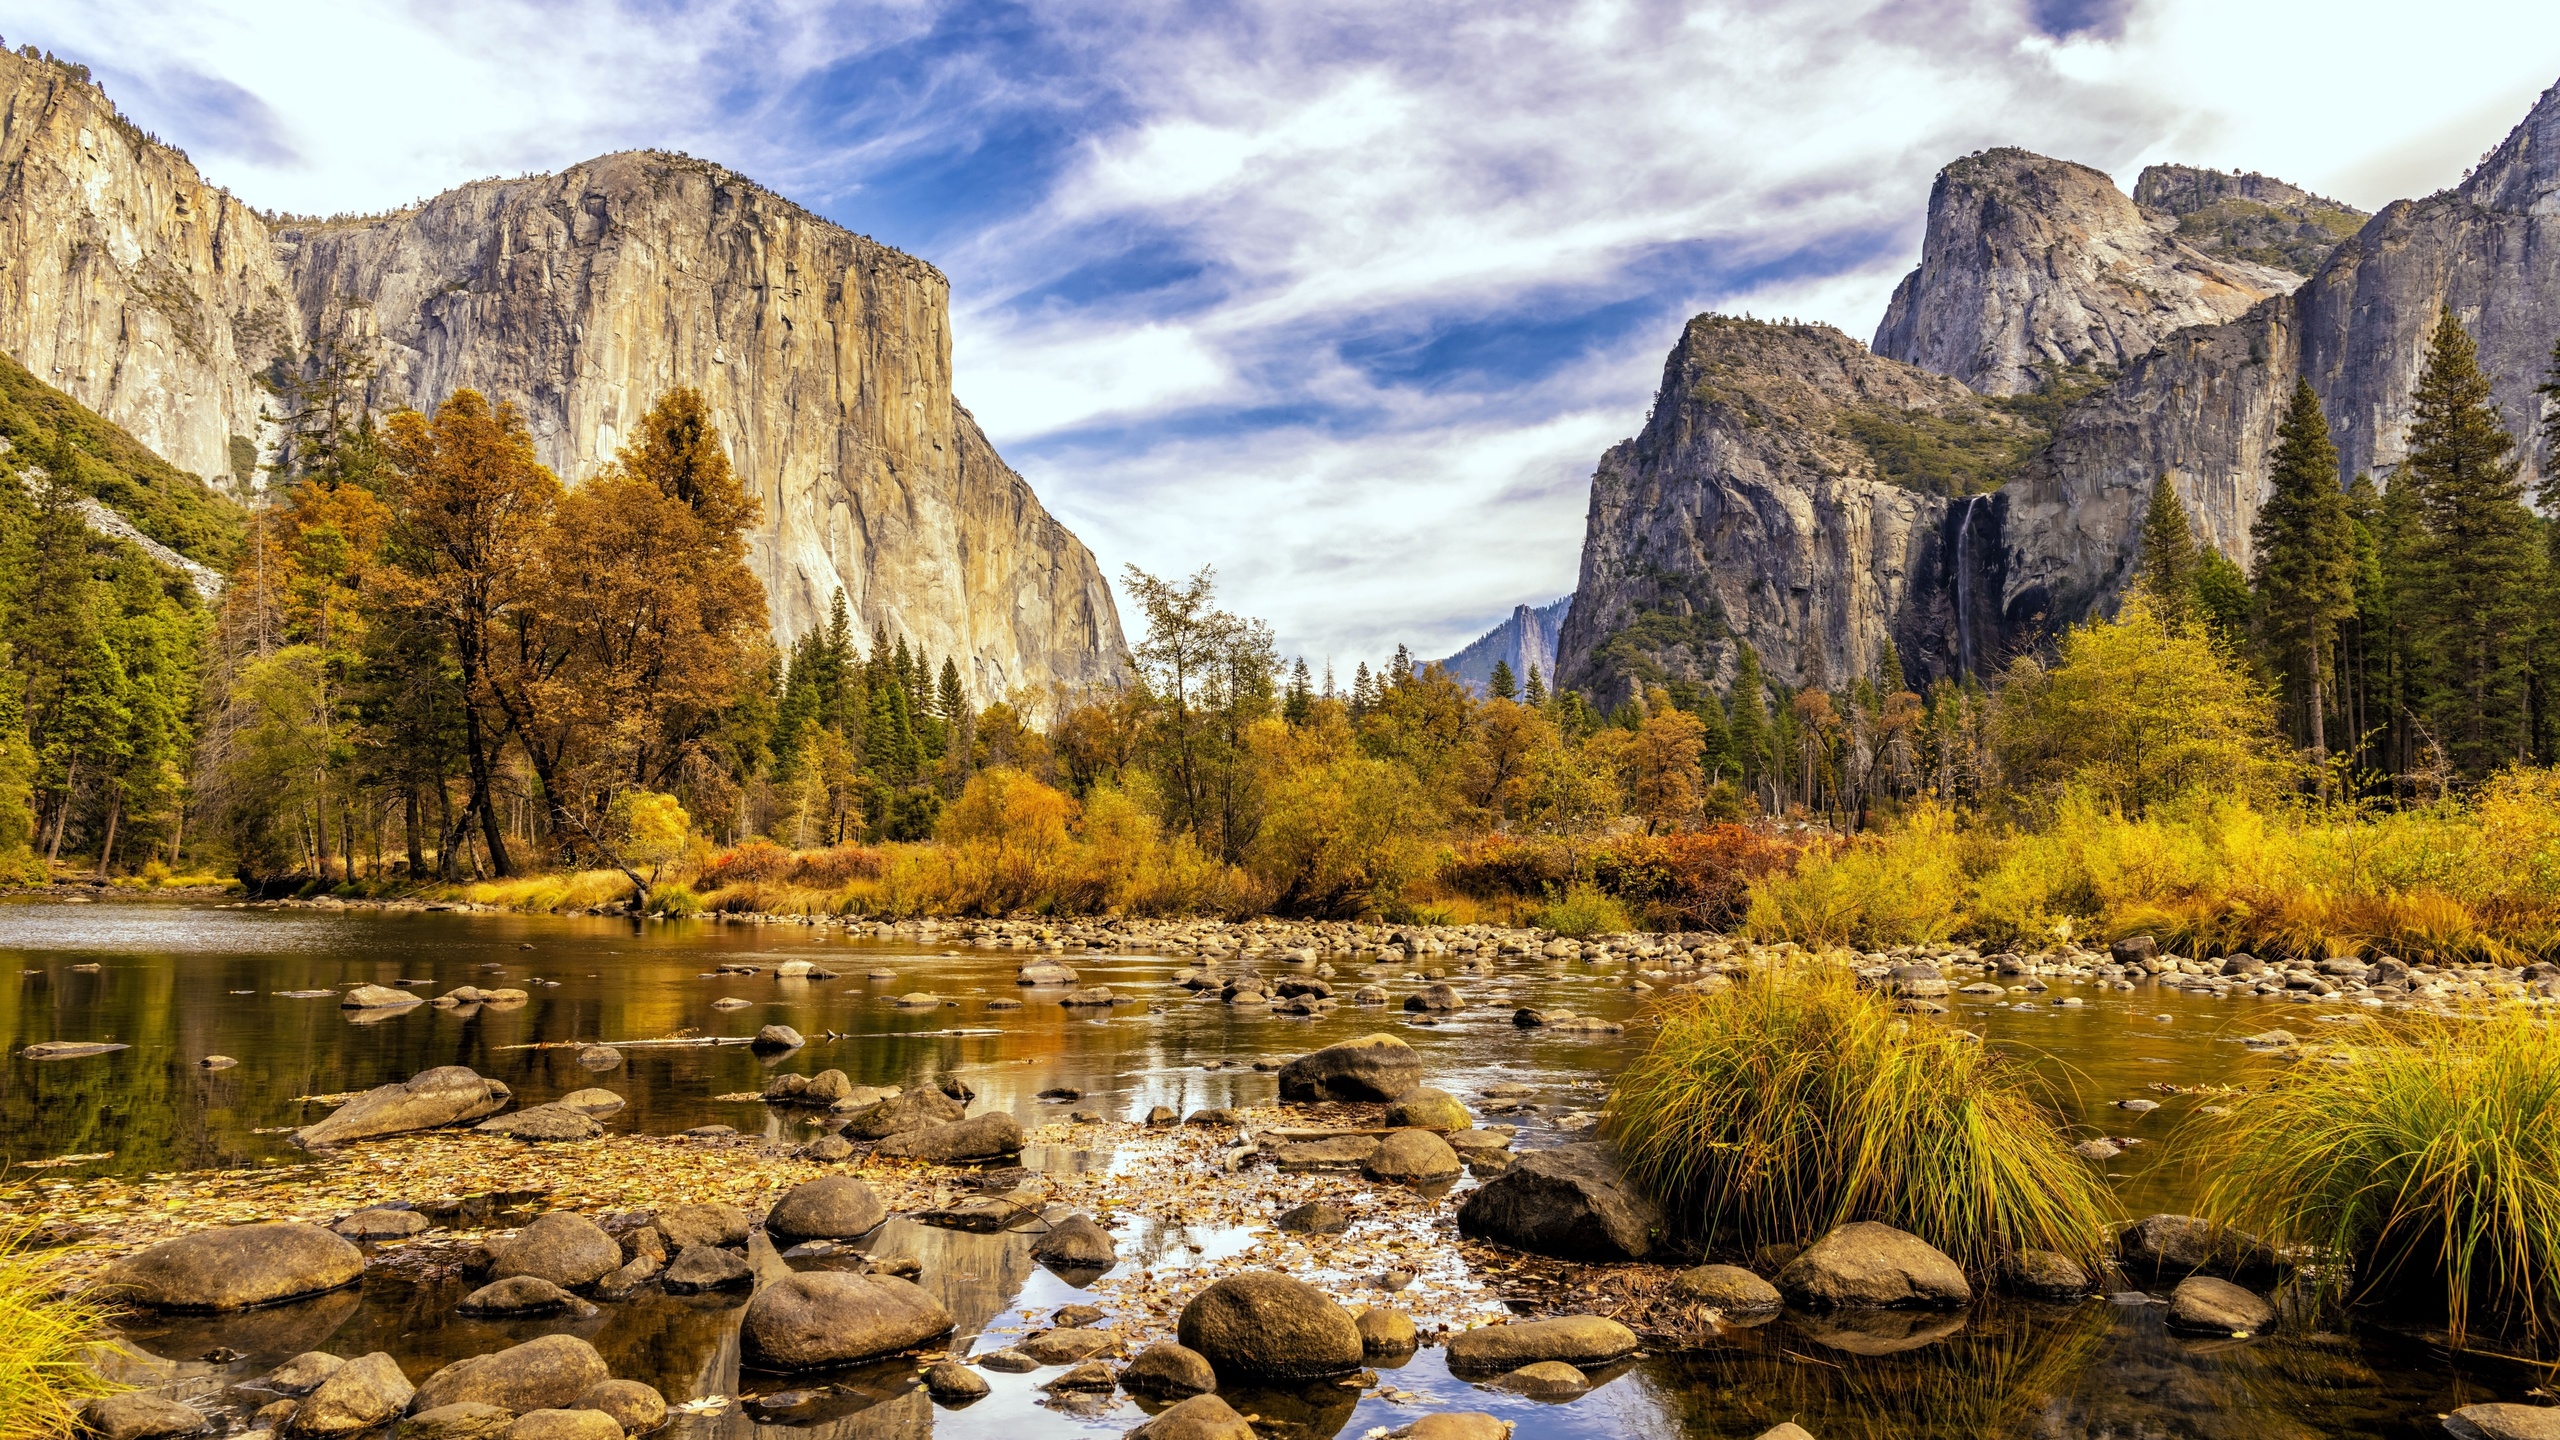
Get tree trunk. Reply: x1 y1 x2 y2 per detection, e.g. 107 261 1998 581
95 789 121 878
2306 643 2329 793
404 784 426 877
462 704 514 876
46 757 76 864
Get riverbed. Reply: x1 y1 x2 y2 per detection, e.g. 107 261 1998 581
0 898 2539 1439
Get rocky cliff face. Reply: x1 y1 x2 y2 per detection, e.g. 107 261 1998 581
1872 149 2302 395
1436 596 1570 696
0 50 1123 711
2133 165 2366 275
1553 317 2035 702
1995 76 2560 641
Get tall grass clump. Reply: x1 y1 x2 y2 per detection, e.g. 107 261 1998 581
1533 883 1632 938
0 1225 118 1435
1606 967 2112 1277
2198 1012 2560 1347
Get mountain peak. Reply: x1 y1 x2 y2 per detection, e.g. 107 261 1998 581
2462 77 2560 215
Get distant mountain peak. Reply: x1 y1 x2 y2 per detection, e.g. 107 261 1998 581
1437 596 1571 695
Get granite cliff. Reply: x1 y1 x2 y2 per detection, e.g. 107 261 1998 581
1872 148 2305 396
1436 596 1570 696
0 49 1122 711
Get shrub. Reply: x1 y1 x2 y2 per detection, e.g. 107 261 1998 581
699 839 795 887
1534 883 1632 938
2199 1012 2560 1346
0 1223 118 1436
1249 753 1434 917
1590 825 1798 930
1607 967 2111 1278
939 767 1078 914
1745 808 1968 947
1434 836 1570 900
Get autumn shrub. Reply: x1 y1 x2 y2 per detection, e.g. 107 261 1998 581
1066 784 1250 917
1591 825 1798 930
1249 753 1434 917
1608 967 2111 1278
785 845 886 889
698 839 795 888
2198 1011 2560 1347
939 767 1078 914
1532 884 1632 938
0 1223 117 1436
1434 836 1569 901
1745 807 1968 947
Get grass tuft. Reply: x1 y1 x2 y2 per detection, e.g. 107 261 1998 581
2198 1011 2560 1347
1606 966 2112 1278
0 1225 119 1436
1533 883 1633 938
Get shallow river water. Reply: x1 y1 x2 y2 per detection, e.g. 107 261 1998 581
0 898 2539 1440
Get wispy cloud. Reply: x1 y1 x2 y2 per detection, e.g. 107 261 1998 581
5 0 2557 669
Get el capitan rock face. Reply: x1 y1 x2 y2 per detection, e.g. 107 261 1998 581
1872 148 2302 397
0 50 1122 713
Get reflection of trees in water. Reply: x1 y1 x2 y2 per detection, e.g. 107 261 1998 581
859 1218 1037 1341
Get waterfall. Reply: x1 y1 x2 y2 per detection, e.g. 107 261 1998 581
1953 495 1982 678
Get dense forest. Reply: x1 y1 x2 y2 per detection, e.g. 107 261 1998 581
0 315 2555 956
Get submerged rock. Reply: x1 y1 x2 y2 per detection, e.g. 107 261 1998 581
102 1222 364 1311
457 1277 586 1318
293 1066 512 1149
475 1106 601 1142
1493 1360 1588 1398
411 1335 609 1415
335 1207 430 1240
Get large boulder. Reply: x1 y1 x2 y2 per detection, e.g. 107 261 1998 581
397 1405 514 1440
1176 1272 1363 1381
1126 1394 1255 1440
1383 1088 1470 1132
838 1086 965 1140
1276 1034 1424 1102
2167 1276 2277 1334
289 1353 416 1436
1120 1342 1218 1397
2447 1405 2560 1440
739 1273 955 1371
1031 1214 1117 1270
872 1111 1023 1162
1442 1315 1638 1371
1455 1143 1663 1261
101 1222 364 1310
488 1214 622 1289
573 1382 663 1436
83 1395 210 1440
763 1177 886 1242
651 1202 749 1250
2118 1214 2278 1280
1777 1222 1971 1309
1363 1130 1462 1184
292 1066 512 1149
411 1336 609 1415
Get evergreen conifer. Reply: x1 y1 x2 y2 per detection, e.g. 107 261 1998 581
1489 659 1517 701
2251 379 2358 766
1524 664 1546 706
2133 475 2199 629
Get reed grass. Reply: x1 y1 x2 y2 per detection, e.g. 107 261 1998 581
2197 1011 2560 1347
0 1225 118 1437
1606 966 2112 1278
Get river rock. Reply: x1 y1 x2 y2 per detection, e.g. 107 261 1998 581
476 1106 601 1141
751 1025 803 1052
489 1213 622 1289
1778 1223 1971 1309
457 1277 586 1318
293 1066 512 1148
1403 983 1463 1012
555 1090 623 1117
262 1353 349 1395
662 1243 753 1291
575 1046 621 1071
1493 1360 1588 1398
1031 1214 1117 1269
102 1222 364 1310
336 1207 430 1240
1754 1426 1817 1440
1058 987 1117 1007
1018 961 1080 985
2119 1214 2277 1279
1455 1142 1663 1261
1176 1271 1363 1380
1276 1034 1424 1102
289 1353 415 1435
764 1177 885 1241
411 1336 609 1415
799 1070 854 1105
24 1041 131 1059
1671 1265 1781 1310
922 1361 989 1402
503 1410 619 1440
1364 1129 1462 1184
1126 1394 1255 1440
838 1086 964 1140
739 1273 955 1370
572 1382 663 1436
343 985 423 1010
1383 1088 1470 1132
84 1394 211 1440
2007 1249 2092 1298
1019 1328 1118 1364
2446 1405 2560 1440
1275 1135 1378 1168
800 1135 855 1163
1356 1306 1418 1354
1390 1416 1511 1440
872 1111 1023 1161
1276 1201 1351 1235
1444 1315 1637 1370
653 1202 749 1250
591 1255 659 1301
975 1349 1038 1373
397 1405 514 1440
2167 1276 2277 1334
1120 1341 1218 1396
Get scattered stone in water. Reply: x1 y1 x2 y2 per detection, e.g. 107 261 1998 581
476 1105 604 1141
1356 1305 1418 1354
662 1242 754 1291
200 1054 239 1069
2115 1098 2160 1113
294 1066 512 1149
923 1360 990 1402
751 1024 804 1051
341 984 424 1010
2006 1249 2093 1299
1383 1087 1470 1132
1363 1129 1462 1184
555 1089 624 1117
1276 1201 1351 1235
1456 1143 1663 1262
412 1335 609 1415
23 1039 134 1059
1019 1328 1119 1364
1493 1360 1588 1399
711 998 751 1010
576 1046 622 1071
2166 1275 2276 1335
974 1348 1039 1373
1177 1271 1364 1380
1278 1033 1424 1102
572 1381 663 1436
1044 1359 1119 1392
335 1207 430 1240
738 1272 956 1370
1127 1395 1256 1440
765 1176 887 1242
1031 1213 1118 1271
2444 1405 2560 1440
500 1410 618 1440
102 1221 364 1310
1777 1222 1970 1310
1120 1341 1218 1397
1444 1315 1637 1370
489 1213 623 1289
1039 1086 1084 1101
1670 1265 1781 1311
874 1111 1024 1162
2073 1139 2122 1160
458 1276 589 1318
396 1404 513 1440
84 1393 213 1440
260 1352 348 1396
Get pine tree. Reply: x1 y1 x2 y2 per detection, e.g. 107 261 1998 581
1283 657 1314 725
2251 379 2359 769
936 657 964 723
2398 311 2545 776
1878 635 1905 694
1692 687 1734 783
2133 474 2199 629
1350 662 1375 717
1523 664 1546 706
1728 643 1770 796
1488 659 1517 701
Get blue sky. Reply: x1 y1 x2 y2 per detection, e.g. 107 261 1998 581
10 0 2560 672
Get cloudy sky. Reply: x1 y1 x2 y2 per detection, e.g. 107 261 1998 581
10 1 2559 673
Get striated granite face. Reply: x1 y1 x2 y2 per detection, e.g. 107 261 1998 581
0 51 1122 712
1553 317 2035 703
2132 165 2366 276
1436 596 1570 697
1873 148 2302 396
0 54 289 483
